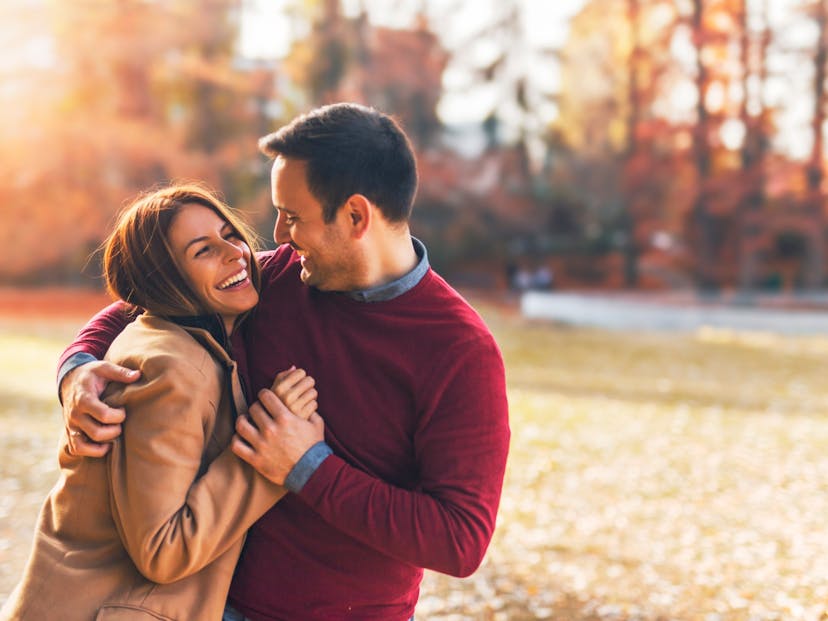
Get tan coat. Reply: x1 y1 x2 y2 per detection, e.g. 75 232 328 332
2 314 286 621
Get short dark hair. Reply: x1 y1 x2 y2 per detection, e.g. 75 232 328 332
259 103 418 223
103 183 261 316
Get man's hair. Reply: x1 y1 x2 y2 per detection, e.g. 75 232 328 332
103 183 261 316
258 103 418 223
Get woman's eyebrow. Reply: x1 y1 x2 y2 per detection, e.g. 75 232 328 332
184 236 210 252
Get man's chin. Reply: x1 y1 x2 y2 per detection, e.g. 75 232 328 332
299 268 321 288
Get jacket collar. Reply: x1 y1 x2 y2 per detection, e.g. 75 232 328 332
171 314 227 350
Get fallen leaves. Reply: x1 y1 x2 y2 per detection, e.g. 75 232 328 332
2 309 828 620
419 308 828 620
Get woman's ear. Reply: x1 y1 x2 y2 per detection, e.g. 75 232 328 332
343 194 372 239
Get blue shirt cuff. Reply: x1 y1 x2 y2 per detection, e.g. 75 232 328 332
57 352 98 403
284 441 333 493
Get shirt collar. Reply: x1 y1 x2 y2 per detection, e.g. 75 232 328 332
343 237 429 303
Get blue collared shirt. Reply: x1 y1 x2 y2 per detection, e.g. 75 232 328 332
342 237 429 303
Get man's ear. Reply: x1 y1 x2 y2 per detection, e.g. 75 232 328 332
343 194 372 239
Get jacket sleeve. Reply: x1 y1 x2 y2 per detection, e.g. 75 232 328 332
106 350 287 584
297 335 510 578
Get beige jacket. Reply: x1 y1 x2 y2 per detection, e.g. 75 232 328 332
2 314 286 621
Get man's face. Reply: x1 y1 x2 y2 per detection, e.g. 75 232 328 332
271 157 358 291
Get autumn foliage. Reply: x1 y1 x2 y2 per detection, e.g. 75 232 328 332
2 0 828 291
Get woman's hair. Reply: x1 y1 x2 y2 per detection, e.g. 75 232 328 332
103 183 260 317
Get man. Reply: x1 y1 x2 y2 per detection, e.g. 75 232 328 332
59 103 510 621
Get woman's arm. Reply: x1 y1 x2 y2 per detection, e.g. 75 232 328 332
107 351 287 584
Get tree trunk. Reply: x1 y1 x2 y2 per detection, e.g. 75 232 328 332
691 0 716 291
622 0 641 287
737 0 770 291
807 0 827 288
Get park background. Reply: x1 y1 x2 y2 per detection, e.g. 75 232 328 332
1 0 828 619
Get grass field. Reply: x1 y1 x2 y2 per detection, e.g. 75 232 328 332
1 296 827 620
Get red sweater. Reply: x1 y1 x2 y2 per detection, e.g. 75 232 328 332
60 246 510 621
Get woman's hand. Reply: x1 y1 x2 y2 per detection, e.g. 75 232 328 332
270 366 318 420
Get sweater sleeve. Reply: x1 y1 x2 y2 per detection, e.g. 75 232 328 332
296 335 510 578
56 249 279 381
57 301 133 379
106 351 287 584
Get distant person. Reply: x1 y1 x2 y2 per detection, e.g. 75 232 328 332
531 265 554 290
512 264 533 291
57 103 510 620
1 185 318 620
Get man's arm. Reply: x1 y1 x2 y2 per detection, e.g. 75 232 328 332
234 335 510 577
58 301 140 457
57 301 133 377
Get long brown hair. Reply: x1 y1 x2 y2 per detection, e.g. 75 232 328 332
103 183 261 317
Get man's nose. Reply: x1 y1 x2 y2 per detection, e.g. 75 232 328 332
273 213 290 244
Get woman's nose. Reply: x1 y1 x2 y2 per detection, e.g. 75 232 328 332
223 238 245 261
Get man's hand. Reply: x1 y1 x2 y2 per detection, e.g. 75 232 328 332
232 387 325 486
61 361 140 457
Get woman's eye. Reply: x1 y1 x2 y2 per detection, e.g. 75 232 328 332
194 246 210 257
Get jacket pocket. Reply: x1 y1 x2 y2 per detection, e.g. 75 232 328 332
96 604 176 621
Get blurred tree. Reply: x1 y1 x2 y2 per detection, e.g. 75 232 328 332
353 14 447 148
282 0 446 148
621 0 645 287
688 0 719 290
735 0 772 289
0 0 275 284
557 0 689 287
446 0 559 181
805 0 827 286
683 0 763 290
282 0 351 103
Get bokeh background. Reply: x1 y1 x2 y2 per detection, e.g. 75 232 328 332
4 0 828 293
2 1 828 619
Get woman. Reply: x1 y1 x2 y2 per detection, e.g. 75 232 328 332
2 184 317 620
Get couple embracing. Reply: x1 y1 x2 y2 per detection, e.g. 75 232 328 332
2 103 510 621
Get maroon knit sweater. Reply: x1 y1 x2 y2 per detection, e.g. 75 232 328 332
59 246 510 621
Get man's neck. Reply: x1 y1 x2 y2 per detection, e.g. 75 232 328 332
359 230 418 290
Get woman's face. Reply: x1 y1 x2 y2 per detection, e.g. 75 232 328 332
167 203 258 332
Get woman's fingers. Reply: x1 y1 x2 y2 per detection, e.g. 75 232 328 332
270 367 305 394
281 377 316 407
297 400 318 421
291 387 318 417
